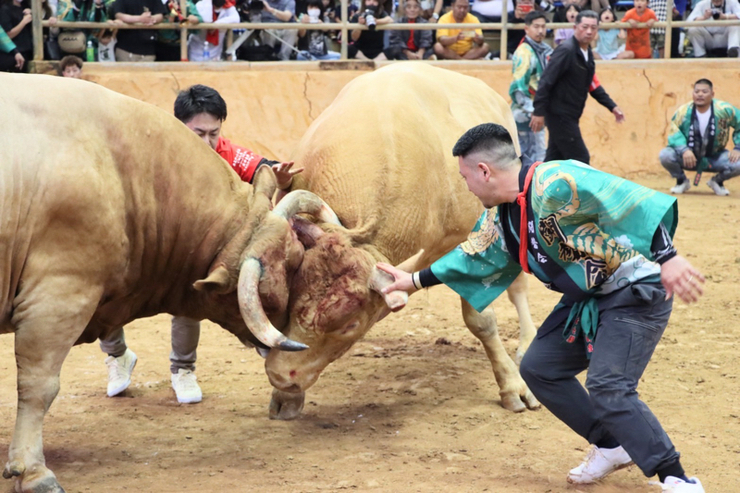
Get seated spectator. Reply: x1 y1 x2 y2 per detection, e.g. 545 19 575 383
59 53 83 76
257 0 298 61
157 0 201 61
56 0 108 58
686 0 740 57
621 0 656 58
110 0 167 61
0 0 33 68
593 7 626 59
470 0 513 23
348 0 392 60
433 0 490 59
188 0 238 61
384 0 434 59
0 22 24 71
554 3 579 46
296 0 340 59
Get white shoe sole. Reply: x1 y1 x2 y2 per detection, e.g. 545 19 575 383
567 460 634 484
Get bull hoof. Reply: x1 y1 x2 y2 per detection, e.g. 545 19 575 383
500 388 540 413
27 477 65 493
269 389 305 420
3 461 25 479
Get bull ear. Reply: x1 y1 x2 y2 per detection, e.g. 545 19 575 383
252 164 277 199
193 265 235 294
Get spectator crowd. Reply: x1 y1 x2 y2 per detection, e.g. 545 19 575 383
1 0 738 68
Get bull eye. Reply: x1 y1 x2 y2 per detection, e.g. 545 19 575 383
341 321 359 334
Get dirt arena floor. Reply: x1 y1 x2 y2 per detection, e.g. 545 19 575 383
0 175 738 493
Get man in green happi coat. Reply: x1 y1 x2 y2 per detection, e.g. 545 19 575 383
378 123 707 492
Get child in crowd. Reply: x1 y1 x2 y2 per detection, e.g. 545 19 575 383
59 54 82 78
554 4 579 46
593 8 626 59
621 0 657 58
297 0 341 60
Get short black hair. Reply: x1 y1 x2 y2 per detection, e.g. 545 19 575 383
59 55 83 73
174 85 228 124
524 10 547 25
694 78 713 89
452 123 518 167
576 9 598 24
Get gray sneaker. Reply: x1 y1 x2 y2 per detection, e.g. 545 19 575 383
171 369 202 404
706 177 729 196
105 349 137 397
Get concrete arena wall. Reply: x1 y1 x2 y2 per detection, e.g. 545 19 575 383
83 60 739 178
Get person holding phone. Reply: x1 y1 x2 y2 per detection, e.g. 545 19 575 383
433 0 490 59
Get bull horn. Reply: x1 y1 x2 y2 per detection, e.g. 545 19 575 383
368 250 426 312
273 190 342 226
237 258 308 352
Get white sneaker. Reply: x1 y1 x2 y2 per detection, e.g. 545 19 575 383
567 445 634 484
105 349 137 397
171 369 202 404
706 178 730 196
670 180 691 194
652 476 705 492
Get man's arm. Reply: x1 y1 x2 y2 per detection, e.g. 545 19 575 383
666 105 690 154
263 0 294 22
532 43 570 117
588 74 617 112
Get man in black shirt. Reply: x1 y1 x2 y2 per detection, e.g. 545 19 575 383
0 0 32 70
530 10 625 165
111 0 168 61
348 0 393 60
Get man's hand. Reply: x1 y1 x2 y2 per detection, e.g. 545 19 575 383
530 115 545 132
14 52 24 70
613 106 625 123
682 149 697 169
701 8 712 20
661 255 705 303
357 15 366 25
405 50 420 60
187 14 199 24
376 263 416 294
272 161 304 190
21 9 32 26
729 149 740 163
473 32 484 44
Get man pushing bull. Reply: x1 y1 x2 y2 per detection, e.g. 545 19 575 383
378 123 706 492
100 84 302 404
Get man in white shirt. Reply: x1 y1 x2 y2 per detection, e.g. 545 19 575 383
686 0 740 57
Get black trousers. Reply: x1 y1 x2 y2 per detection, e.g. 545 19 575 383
544 113 590 165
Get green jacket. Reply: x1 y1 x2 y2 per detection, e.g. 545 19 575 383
509 42 546 130
667 99 740 160
0 24 17 54
158 0 202 45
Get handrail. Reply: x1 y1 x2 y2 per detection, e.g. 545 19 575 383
31 2 740 63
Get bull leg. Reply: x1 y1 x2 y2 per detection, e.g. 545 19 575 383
4 288 100 493
505 273 537 364
268 388 306 420
460 298 540 413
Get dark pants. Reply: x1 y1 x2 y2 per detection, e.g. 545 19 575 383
383 46 434 60
520 283 681 478
544 113 590 164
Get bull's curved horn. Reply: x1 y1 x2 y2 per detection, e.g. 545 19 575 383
273 190 342 226
238 258 308 352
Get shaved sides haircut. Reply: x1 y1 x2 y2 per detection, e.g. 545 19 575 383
452 123 519 169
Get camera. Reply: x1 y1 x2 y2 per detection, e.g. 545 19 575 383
362 9 377 30
711 7 722 19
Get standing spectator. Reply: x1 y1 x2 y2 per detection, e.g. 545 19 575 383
258 0 298 61
650 0 667 57
59 53 83 76
509 11 551 166
433 0 490 60
554 3 579 46
56 0 108 58
379 123 707 493
188 0 238 61
593 8 626 60
296 0 340 59
686 0 740 57
348 0 392 60
621 0 657 59
110 0 167 61
0 0 32 69
530 10 625 165
0 22 24 71
157 0 201 61
659 79 740 196
100 84 303 404
384 0 433 59
469 0 529 56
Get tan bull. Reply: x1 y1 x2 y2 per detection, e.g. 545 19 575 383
264 64 540 420
0 74 331 493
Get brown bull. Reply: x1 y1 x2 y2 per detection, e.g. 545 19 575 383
263 64 540 420
0 74 331 493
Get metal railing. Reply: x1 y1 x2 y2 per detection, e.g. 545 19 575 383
30 0 740 63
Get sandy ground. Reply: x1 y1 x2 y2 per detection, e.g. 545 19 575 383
0 176 738 493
